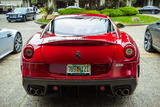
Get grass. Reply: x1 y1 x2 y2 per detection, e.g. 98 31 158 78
37 19 51 24
111 14 159 24
37 14 159 25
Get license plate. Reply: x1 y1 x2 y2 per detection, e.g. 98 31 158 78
67 64 91 75
10 15 17 18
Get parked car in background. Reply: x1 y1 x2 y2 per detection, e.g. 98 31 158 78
0 4 15 14
0 28 22 59
138 6 160 14
6 7 36 22
58 6 81 11
66 6 81 9
144 20 160 52
22 14 140 97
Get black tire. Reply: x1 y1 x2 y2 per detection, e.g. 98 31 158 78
144 30 154 52
139 11 142 14
151 11 156 14
33 15 36 20
13 33 23 53
23 16 26 22
8 20 11 22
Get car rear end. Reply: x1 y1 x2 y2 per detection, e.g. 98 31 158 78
21 15 139 96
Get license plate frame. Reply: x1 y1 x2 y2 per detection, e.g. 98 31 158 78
67 64 91 75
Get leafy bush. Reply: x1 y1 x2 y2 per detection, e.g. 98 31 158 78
58 7 139 17
101 7 139 17
44 5 55 14
84 10 100 14
58 8 86 14
101 9 124 17
119 7 139 16
40 8 46 13
100 8 114 13
58 8 100 15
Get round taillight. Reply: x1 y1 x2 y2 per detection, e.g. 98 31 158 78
124 45 135 58
23 45 34 59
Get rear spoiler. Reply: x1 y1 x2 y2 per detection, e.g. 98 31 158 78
41 39 117 46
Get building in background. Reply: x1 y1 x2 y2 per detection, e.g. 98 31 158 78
0 0 23 6
2 0 159 9
134 0 160 7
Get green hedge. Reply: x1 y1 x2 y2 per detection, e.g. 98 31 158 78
58 8 100 15
101 7 139 17
84 10 100 14
119 7 139 16
58 7 139 17
101 9 124 17
40 8 46 13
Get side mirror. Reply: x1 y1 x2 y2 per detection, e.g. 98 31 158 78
115 22 125 29
40 24 47 29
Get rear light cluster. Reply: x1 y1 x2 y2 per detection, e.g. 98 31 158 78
23 45 34 59
124 45 135 58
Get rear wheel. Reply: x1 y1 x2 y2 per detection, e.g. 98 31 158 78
33 15 36 20
13 33 23 53
144 30 154 52
151 11 156 14
139 11 142 14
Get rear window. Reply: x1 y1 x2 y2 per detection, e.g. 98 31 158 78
54 17 108 36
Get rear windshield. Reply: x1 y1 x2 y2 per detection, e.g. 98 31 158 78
54 17 108 36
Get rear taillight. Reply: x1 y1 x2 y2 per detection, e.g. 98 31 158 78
124 45 135 58
158 9 160 11
23 45 34 59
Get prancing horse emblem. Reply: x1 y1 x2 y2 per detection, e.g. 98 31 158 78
75 51 81 59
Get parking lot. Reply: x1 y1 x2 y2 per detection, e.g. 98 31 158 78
0 14 160 107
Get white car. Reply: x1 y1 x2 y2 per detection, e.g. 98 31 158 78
66 6 81 9
0 28 22 59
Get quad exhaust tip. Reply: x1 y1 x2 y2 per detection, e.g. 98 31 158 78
28 87 43 96
115 88 130 96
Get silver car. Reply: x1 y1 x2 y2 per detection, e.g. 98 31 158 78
0 28 22 59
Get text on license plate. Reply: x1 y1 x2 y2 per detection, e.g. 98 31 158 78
67 64 91 75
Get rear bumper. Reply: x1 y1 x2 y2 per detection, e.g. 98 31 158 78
23 78 137 96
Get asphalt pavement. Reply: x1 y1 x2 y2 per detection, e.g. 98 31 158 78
0 14 160 107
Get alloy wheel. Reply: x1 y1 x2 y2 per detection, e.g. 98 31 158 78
13 33 22 53
144 31 153 52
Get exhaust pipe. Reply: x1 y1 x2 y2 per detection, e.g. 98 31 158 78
121 89 130 96
29 88 36 96
115 89 123 96
115 88 130 96
36 89 42 96
29 88 43 96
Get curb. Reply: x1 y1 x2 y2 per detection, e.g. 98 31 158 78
124 23 151 26
34 20 44 25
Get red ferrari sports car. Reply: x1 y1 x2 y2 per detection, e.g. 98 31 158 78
21 14 140 96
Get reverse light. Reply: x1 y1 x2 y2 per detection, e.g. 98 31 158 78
23 45 34 59
124 45 135 58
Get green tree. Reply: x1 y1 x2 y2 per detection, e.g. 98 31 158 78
31 0 38 5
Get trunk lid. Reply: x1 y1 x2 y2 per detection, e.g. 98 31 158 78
42 33 117 64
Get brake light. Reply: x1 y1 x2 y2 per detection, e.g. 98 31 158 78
124 45 135 58
23 45 34 59
158 9 160 11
